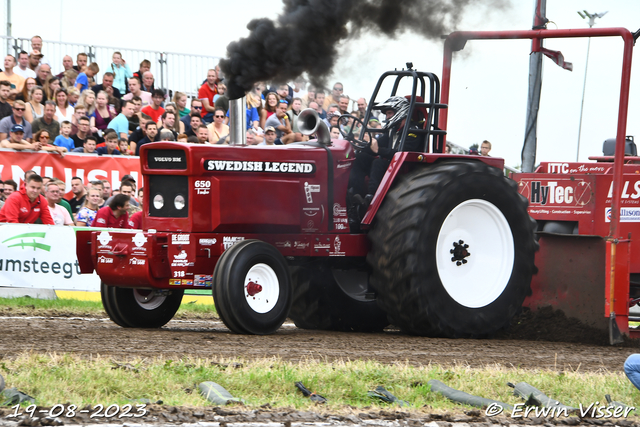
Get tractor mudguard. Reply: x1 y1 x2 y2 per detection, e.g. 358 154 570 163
361 153 505 226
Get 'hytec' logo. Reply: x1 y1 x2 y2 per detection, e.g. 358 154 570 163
529 181 574 205
2 232 51 252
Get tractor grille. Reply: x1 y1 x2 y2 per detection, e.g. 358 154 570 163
148 175 189 218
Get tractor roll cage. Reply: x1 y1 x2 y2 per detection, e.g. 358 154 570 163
439 27 637 241
359 69 448 154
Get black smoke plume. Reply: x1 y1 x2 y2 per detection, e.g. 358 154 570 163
221 0 508 100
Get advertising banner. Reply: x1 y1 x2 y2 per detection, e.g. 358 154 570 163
0 149 141 198
0 224 100 291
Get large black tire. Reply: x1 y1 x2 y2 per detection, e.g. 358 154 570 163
213 239 292 335
289 261 389 332
109 287 184 328
368 160 537 337
101 282 128 327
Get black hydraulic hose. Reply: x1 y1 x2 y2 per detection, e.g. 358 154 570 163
428 380 513 410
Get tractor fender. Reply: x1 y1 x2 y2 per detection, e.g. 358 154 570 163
361 153 505 226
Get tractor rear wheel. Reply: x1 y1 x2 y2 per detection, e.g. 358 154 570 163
213 239 292 335
368 160 537 337
109 287 184 328
289 261 389 332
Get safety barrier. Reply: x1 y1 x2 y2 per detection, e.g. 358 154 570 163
1 36 222 100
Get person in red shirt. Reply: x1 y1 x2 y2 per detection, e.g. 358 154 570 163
198 69 218 123
92 193 131 228
0 174 54 224
140 89 165 123
128 210 142 229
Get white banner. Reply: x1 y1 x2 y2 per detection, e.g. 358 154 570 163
0 224 100 291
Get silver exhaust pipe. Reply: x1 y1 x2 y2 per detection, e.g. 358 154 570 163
298 108 331 145
229 97 247 146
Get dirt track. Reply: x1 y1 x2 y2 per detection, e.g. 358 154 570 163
0 315 636 372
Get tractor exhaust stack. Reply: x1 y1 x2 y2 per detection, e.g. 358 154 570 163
229 97 247 146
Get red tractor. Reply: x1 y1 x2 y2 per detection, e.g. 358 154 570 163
76 25 637 342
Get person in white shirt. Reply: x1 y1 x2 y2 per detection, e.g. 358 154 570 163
45 181 74 226
14 51 36 79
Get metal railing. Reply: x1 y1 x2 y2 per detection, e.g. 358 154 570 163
1 36 222 102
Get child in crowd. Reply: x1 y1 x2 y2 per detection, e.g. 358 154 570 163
53 121 74 151
96 132 120 155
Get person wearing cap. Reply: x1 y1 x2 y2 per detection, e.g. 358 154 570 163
347 96 425 230
0 173 54 225
0 100 33 141
0 123 38 150
0 55 25 105
260 126 278 146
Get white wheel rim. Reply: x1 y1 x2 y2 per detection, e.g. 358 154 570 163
133 289 166 310
435 199 514 308
244 263 279 313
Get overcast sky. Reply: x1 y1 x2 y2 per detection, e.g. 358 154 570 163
6 0 640 167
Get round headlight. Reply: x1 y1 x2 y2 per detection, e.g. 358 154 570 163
153 194 164 210
174 194 186 210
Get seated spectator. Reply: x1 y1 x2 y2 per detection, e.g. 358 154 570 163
91 90 116 138
1 124 38 151
181 99 202 133
66 176 87 214
196 125 210 144
71 134 98 154
74 53 88 73
105 179 139 208
23 84 44 123
91 72 121 100
61 68 78 90
159 129 175 141
75 62 99 93
96 134 120 156
0 174 53 224
260 92 280 130
108 100 135 140
15 77 36 103
92 193 131 229
70 104 86 136
214 82 226 103
15 51 36 79
36 129 66 156
42 76 60 102
109 52 132 94
56 55 74 79
45 181 74 226
330 125 341 139
338 94 350 115
99 179 111 202
0 54 25 103
67 87 80 107
127 96 143 132
199 69 218 123
265 100 294 145
141 89 165 122
32 101 60 139
72 116 91 148
185 114 203 138
0 101 33 141
30 52 45 77
133 59 150 81
128 210 142 229
141 71 155 93
0 80 13 120
315 92 326 116
77 89 96 117
246 128 263 145
158 109 183 137
260 126 277 146
76 188 103 226
117 137 131 155
53 88 74 124
173 92 190 118
177 133 188 142
244 91 261 130
122 77 152 108
276 83 292 105
133 121 158 155
287 97 306 142
53 120 75 151
207 108 229 144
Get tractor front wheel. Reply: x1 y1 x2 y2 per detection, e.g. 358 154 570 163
213 239 292 335
368 160 537 337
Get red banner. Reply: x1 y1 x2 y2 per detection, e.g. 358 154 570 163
0 149 142 198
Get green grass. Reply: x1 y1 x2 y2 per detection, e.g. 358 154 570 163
0 297 217 318
0 354 638 416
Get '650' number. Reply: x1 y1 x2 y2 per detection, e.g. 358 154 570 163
195 180 211 188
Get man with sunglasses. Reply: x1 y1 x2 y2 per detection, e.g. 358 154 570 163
181 99 203 134
0 101 33 142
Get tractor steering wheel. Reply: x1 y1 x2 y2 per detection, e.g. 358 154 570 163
338 114 375 150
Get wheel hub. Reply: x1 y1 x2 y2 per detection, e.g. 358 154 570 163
450 240 470 266
246 281 263 296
